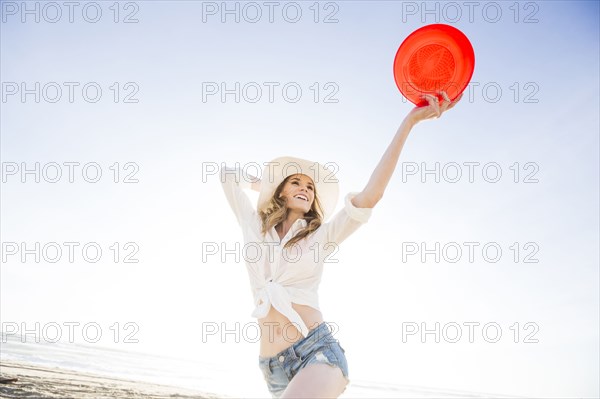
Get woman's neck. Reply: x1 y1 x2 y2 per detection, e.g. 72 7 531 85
276 212 304 239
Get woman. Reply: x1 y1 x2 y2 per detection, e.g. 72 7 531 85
220 91 462 398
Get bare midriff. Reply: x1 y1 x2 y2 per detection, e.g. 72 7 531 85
258 302 324 357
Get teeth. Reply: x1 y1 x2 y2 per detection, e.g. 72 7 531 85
294 195 308 201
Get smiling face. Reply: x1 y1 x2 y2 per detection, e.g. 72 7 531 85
279 174 315 214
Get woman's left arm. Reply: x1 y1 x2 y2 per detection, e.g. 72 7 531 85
351 90 463 208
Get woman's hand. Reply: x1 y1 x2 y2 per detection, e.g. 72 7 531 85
248 176 261 192
406 90 463 126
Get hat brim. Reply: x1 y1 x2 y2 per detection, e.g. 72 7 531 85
257 156 340 221
393 23 475 106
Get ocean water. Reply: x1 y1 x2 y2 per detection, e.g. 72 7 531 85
0 332 522 398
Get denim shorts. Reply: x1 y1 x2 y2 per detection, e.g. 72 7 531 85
258 322 350 398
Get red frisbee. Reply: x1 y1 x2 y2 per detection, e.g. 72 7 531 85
393 24 475 107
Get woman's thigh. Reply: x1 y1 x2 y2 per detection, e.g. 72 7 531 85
281 362 348 398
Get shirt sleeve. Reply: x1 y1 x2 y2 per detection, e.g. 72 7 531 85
219 165 256 227
325 191 373 246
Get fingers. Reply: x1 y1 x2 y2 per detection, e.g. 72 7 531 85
436 90 464 114
438 90 451 103
447 92 464 110
421 93 438 104
415 90 462 122
420 94 441 117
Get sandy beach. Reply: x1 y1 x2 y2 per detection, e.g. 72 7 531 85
0 361 223 399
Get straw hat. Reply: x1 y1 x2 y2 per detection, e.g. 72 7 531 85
257 156 340 221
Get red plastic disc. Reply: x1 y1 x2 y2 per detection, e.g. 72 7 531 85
393 24 475 107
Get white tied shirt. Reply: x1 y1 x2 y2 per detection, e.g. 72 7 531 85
220 166 373 338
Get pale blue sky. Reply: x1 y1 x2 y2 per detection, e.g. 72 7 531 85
1 1 599 397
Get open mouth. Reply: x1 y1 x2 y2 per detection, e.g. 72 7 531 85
294 194 309 202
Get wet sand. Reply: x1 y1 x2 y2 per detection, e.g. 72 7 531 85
0 361 223 399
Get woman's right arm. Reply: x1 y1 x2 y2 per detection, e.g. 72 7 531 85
248 175 261 192
220 166 257 226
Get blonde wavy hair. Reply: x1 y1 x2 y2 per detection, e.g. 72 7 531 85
259 174 324 250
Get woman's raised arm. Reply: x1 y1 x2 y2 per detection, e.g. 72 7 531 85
351 90 463 209
248 175 261 192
